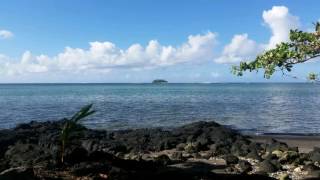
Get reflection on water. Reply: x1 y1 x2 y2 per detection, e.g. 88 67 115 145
0 83 319 134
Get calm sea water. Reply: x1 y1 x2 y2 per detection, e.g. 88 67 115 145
0 83 320 134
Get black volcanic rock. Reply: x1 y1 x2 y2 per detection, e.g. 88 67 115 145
0 120 246 167
257 160 278 173
0 120 277 179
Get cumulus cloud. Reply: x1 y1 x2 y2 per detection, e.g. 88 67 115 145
1 51 48 76
263 6 300 49
215 6 300 64
0 6 304 79
215 34 264 64
1 32 217 76
0 30 14 39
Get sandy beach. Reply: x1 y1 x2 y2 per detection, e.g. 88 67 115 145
251 135 320 153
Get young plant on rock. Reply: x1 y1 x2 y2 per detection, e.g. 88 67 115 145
60 104 95 163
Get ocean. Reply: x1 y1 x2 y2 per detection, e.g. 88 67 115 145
0 83 319 134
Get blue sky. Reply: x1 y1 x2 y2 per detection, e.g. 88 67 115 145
0 0 319 83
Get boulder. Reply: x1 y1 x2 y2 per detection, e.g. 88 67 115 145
195 136 210 150
4 143 49 167
249 141 263 152
279 173 290 180
176 143 186 151
0 159 9 172
210 143 230 156
171 151 184 161
266 139 289 152
263 152 277 161
231 143 249 156
64 147 88 164
257 160 278 173
278 151 299 164
270 159 282 170
246 149 262 161
154 154 172 166
271 150 283 158
200 151 213 159
191 152 201 159
223 154 239 165
184 143 198 153
238 160 252 173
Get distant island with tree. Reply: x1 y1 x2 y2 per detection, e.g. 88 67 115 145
152 79 168 84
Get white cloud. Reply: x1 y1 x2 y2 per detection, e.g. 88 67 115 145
215 34 263 64
0 6 304 80
215 6 300 64
0 30 14 39
3 51 48 76
263 6 300 49
0 32 217 76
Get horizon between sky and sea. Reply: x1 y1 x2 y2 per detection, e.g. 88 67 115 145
1 83 320 135
2 1 320 179
1 1 320 136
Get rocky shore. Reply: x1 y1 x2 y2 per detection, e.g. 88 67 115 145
1 120 320 179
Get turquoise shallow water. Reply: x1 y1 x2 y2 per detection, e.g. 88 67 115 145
0 83 320 134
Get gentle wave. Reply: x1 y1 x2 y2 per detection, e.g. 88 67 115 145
0 83 319 134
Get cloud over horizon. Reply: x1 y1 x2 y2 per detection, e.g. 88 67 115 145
0 5 307 82
215 33 264 64
0 32 217 76
0 30 13 39
215 6 300 64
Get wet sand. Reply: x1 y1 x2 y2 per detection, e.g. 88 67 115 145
251 134 320 153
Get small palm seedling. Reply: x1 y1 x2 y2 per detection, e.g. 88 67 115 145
60 104 95 163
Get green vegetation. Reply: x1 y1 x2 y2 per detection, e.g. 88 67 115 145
308 72 319 82
232 22 320 81
60 104 95 163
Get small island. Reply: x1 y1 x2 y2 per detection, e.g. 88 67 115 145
152 79 168 84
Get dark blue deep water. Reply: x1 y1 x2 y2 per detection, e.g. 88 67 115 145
0 83 320 134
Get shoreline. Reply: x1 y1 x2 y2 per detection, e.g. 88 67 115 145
3 121 320 153
2 121 320 154
251 134 320 153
